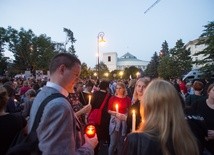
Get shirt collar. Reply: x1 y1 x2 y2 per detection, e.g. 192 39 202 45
46 81 69 97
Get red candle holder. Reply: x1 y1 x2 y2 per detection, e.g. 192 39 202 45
85 124 96 138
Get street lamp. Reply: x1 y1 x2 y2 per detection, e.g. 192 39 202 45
119 71 124 79
97 32 105 79
93 72 98 79
136 71 140 79
104 72 109 78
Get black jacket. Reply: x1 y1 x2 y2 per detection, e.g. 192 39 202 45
122 133 163 155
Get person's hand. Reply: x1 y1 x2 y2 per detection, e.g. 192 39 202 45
84 133 98 149
116 113 127 121
75 104 92 117
84 104 92 113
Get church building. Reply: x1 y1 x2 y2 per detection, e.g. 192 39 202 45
102 52 149 71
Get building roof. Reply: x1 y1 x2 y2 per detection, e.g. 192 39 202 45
185 37 208 47
119 52 142 61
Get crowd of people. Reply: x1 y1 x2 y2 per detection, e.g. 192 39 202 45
0 52 214 155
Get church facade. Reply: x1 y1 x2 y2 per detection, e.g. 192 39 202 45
101 38 208 72
102 52 149 71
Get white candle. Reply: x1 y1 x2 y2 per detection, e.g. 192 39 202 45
132 110 136 132
115 104 119 113
88 95 92 105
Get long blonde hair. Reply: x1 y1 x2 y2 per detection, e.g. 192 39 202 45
139 79 199 155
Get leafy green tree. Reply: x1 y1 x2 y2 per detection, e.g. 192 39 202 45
80 62 91 79
124 66 139 79
6 27 58 74
194 21 214 76
0 27 8 53
170 39 192 77
109 69 120 80
144 52 159 78
0 27 9 75
158 55 177 80
63 28 76 55
33 34 58 71
158 39 191 79
6 27 34 72
160 40 169 56
0 54 8 75
95 61 109 79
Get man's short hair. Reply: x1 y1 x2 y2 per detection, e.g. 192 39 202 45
99 80 110 90
49 53 81 74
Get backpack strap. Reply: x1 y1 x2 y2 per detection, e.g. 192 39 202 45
99 93 110 111
31 93 66 132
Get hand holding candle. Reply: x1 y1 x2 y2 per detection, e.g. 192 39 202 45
85 124 96 138
115 104 119 113
132 110 136 132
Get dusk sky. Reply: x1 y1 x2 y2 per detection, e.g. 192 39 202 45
1 0 213 68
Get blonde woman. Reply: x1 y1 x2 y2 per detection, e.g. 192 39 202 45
108 82 131 155
122 79 199 155
126 77 151 133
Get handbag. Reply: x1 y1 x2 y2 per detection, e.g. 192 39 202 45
87 93 110 125
6 93 66 155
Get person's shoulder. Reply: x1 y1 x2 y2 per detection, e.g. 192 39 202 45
40 96 71 122
45 95 69 109
10 112 24 119
127 132 156 144
9 113 27 128
126 132 140 143
127 132 146 138
33 90 70 113
109 95 116 100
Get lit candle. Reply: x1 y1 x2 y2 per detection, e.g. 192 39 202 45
115 104 119 113
85 125 96 138
88 95 92 105
132 110 136 132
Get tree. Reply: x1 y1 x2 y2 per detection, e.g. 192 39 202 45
6 27 58 74
80 62 91 79
158 55 177 80
158 39 192 79
124 66 140 79
7 27 32 72
0 53 8 75
160 40 169 56
0 27 9 75
33 34 58 71
95 61 109 79
109 69 120 80
63 28 76 55
144 52 159 78
194 21 214 76
170 39 192 77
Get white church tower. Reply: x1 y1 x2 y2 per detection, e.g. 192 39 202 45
103 52 117 71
